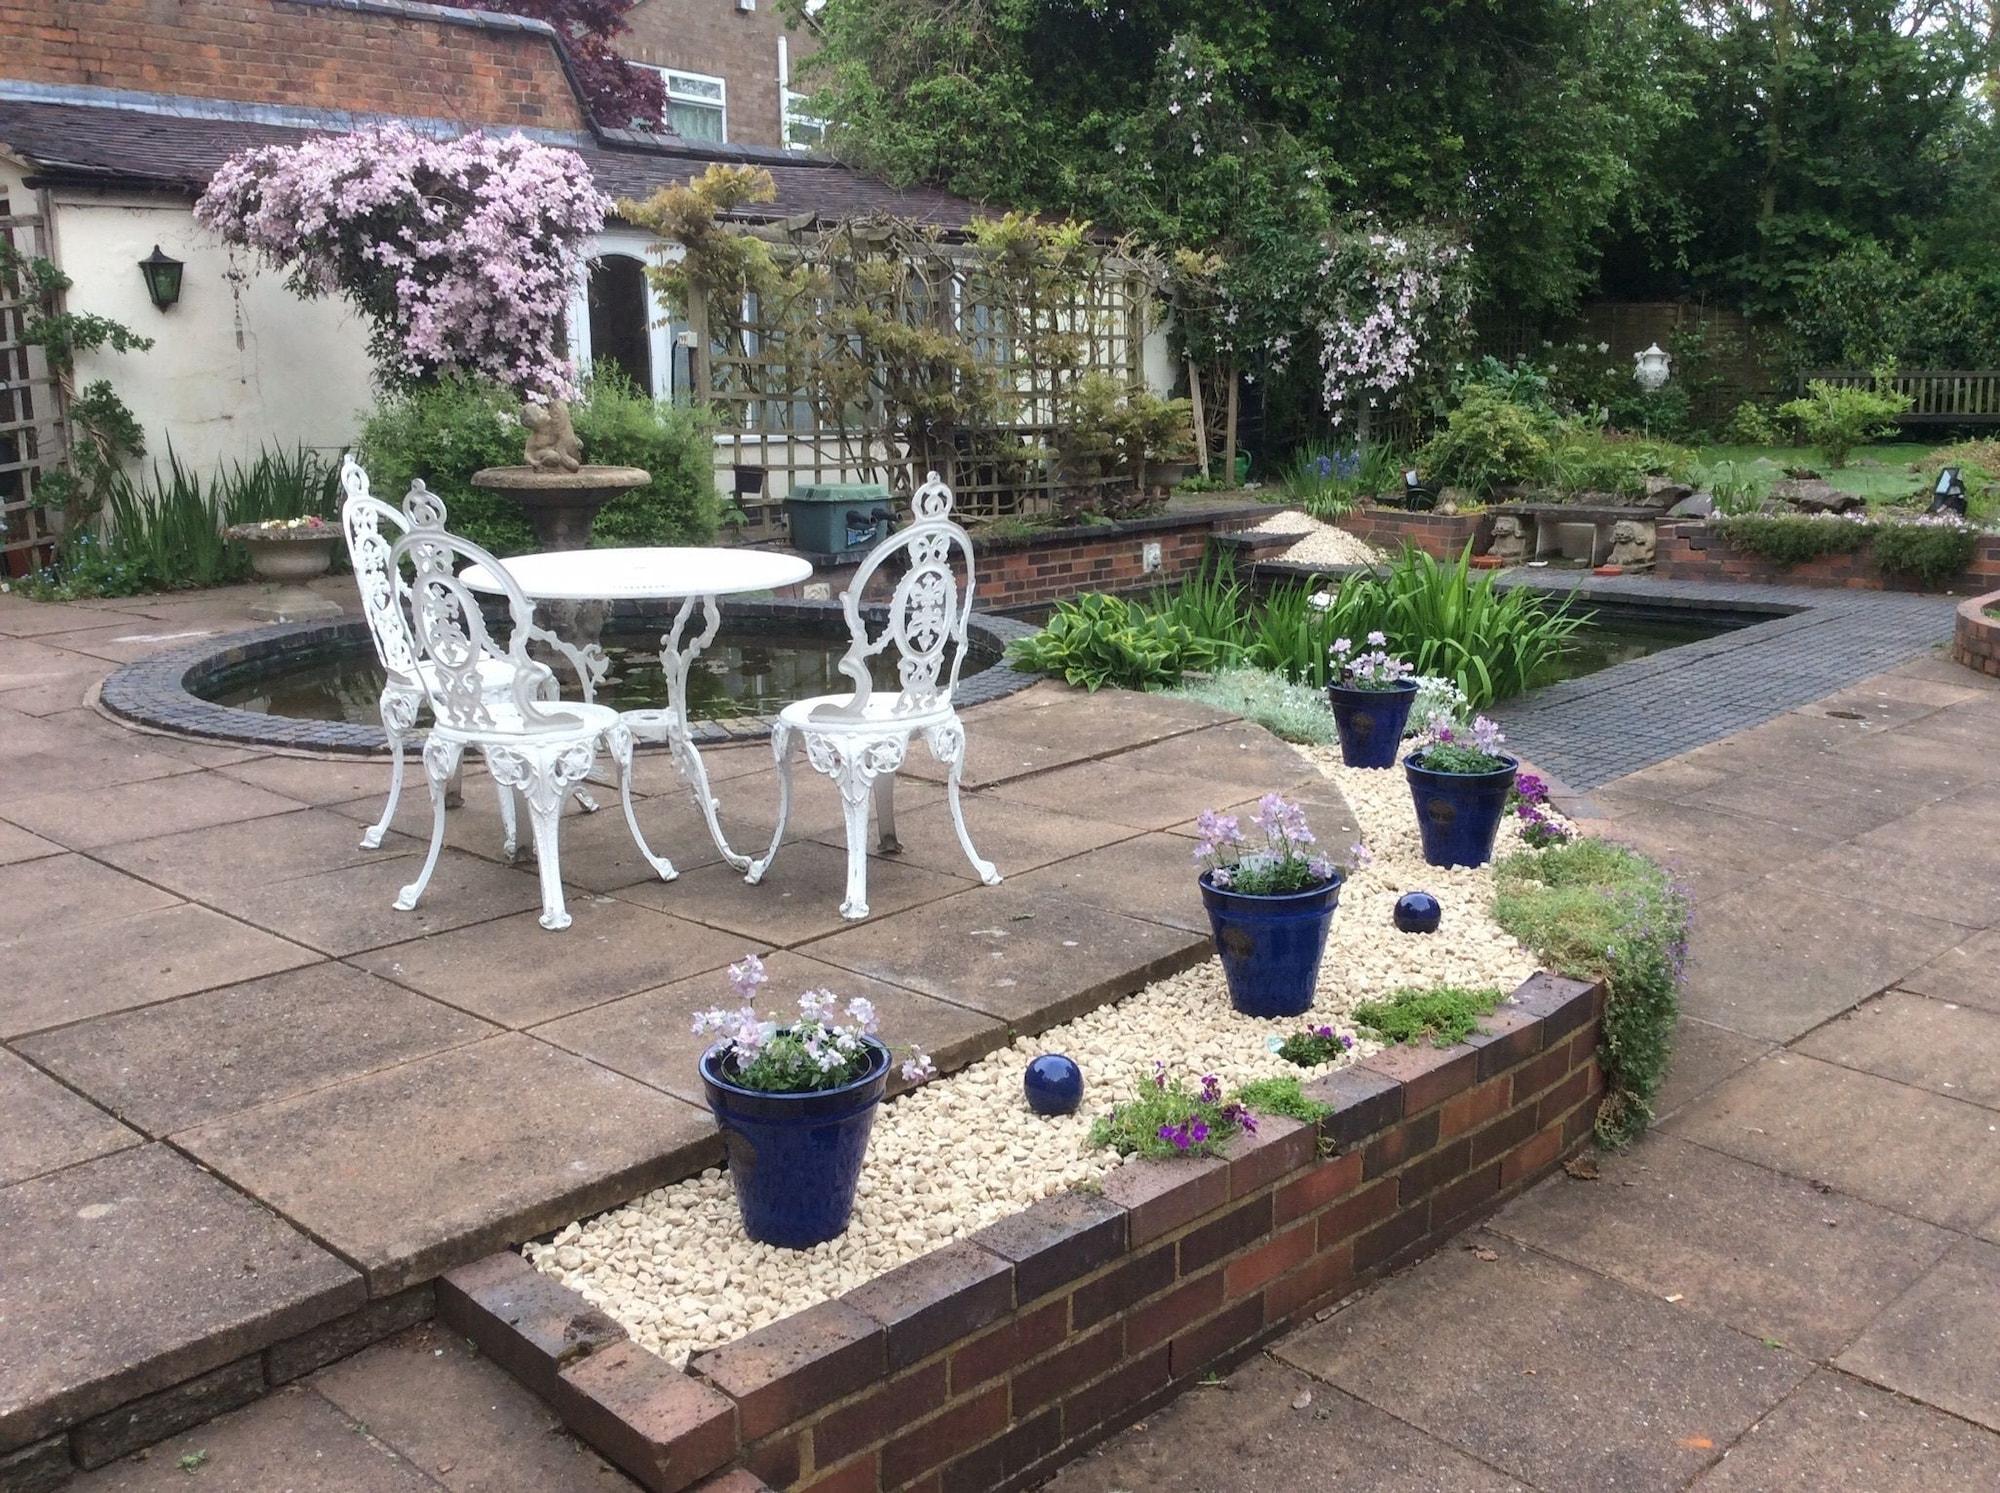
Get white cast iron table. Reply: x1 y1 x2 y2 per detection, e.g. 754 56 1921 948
461 546 815 876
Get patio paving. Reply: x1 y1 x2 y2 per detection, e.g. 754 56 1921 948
0 582 1253 1472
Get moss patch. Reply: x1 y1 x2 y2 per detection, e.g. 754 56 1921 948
1352 985 1505 1047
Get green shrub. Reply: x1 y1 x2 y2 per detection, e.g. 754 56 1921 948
1713 512 1873 565
1721 400 1779 445
1871 520 1979 589
1418 388 1555 495
1688 458 1771 516
1007 591 1228 691
1544 428 1693 498
1775 379 1913 469
1604 384 1693 440
358 373 718 556
1167 666 1336 745
1352 985 1504 1046
1492 839 1689 1144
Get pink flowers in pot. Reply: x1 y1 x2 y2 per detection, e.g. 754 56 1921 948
692 954 935 1092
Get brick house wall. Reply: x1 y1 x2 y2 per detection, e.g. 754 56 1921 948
0 0 588 130
619 0 819 149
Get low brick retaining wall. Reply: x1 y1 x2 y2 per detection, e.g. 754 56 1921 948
1339 506 1487 560
1951 589 2000 676
1656 520 2000 592
438 971 1605 1493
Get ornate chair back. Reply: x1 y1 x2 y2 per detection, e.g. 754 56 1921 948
813 472 978 724
340 456 455 689
388 527 584 738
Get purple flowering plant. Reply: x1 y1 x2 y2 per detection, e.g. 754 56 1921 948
1411 711 1511 774
1273 1023 1357 1068
693 954 935 1093
1510 771 1573 849
1087 1065 1258 1159
1329 632 1415 691
1193 793 1339 895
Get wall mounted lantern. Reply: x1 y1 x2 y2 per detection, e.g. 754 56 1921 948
138 245 184 310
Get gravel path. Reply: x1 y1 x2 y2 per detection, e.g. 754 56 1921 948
528 744 1542 1367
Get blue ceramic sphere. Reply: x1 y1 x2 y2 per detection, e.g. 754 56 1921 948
1393 890 1443 934
1024 1054 1085 1116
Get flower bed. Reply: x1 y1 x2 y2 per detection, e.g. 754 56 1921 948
526 746 1538 1370
1657 516 2000 592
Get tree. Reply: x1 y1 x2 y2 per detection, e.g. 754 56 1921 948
479 1 665 127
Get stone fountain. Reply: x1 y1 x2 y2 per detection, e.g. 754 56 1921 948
471 399 648 645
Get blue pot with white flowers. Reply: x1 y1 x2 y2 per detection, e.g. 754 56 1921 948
1404 714 1519 869
1326 635 1419 769
1194 796 1346 1018
694 955 935 1249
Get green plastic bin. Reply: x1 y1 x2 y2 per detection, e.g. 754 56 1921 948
783 483 894 556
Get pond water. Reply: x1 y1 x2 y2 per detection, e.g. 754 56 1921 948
198 624 987 725
1533 614 1741 687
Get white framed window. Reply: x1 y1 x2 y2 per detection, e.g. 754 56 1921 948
652 67 727 142
777 37 825 152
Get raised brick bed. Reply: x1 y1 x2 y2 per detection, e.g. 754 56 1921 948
1951 588 2000 676
438 971 1605 1493
1656 520 2000 592
1338 506 1487 560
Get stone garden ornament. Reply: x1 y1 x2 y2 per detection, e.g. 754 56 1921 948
747 472 1002 919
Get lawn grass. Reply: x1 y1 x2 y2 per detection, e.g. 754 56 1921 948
1693 440 1948 505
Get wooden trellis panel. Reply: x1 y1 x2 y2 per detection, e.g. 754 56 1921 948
0 202 64 574
693 240 1151 532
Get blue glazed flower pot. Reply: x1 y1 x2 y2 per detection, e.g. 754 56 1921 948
1327 679 1419 769
1404 752 1519 868
1024 1054 1085 1116
1393 890 1442 934
1198 871 1344 1018
700 1036 890 1249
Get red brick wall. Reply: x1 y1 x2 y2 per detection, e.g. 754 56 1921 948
0 0 589 130
1952 590 2000 676
1341 506 1486 560
1655 520 2000 592
440 972 1607 1493
620 0 817 150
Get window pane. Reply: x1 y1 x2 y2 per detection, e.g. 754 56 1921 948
669 101 725 142
667 72 724 102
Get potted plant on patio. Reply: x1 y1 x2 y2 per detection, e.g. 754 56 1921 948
1404 713 1519 867
225 514 343 621
1194 795 1345 1019
1326 633 1419 768
694 955 935 1249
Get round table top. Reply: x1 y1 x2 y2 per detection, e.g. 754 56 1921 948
460 547 815 602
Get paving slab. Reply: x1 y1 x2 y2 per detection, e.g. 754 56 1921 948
1111 720 1320 790
1006 832 1211 932
847 792 1139 879
1901 926 2000 1012
1852 781 2000 862
1581 789 1839 899
0 854 180 940
1688 1368 2000 1492
174 1033 716 1294
0 819 64 866
1678 881 1966 1042
216 754 402 806
93 808 421 900
802 883 1210 1032
65 1383 440 1492
1490 1135 1954 1360
196 850 545 956
1837 1239 2000 1434
1650 1017 1773 1122
0 773 305 851
983 761 1288 832
1796 989 2000 1109
620 836 977 947
1675 760 1948 837
0 1048 138 1186
1274 1239 1810 1492
1776 840 2000 929
0 1145 362 1451
0 638 112 699
534 949 1004 1106
1668 1053 2000 1231
17 963 495 1136
0 904 321 1040
310 1322 634 1491
354 898 749 1028
0 599 151 639
1044 1355 1529 1493
1826 719 2000 786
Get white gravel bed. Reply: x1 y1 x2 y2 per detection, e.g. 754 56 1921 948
1246 509 1383 569
528 743 1546 1367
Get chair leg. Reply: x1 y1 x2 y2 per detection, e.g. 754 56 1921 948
495 778 520 862
928 722 1000 886
362 722 407 850
395 738 461 911
744 721 796 886
526 786 571 931
838 763 872 921
572 786 600 814
873 769 900 854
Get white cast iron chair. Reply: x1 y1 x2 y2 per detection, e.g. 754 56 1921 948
390 525 642 930
747 471 1001 919
339 454 598 857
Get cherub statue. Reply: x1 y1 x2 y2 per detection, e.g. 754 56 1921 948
523 399 583 474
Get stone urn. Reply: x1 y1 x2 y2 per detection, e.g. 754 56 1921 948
226 518 343 622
